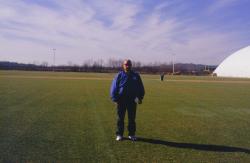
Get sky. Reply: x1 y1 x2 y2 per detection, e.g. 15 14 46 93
0 0 249 65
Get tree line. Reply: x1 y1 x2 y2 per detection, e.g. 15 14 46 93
0 59 216 75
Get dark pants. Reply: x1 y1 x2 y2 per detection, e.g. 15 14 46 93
160 75 164 81
116 100 137 136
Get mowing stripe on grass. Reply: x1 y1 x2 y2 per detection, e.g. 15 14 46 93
2 74 250 84
85 83 116 160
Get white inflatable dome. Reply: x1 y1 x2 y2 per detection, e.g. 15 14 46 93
214 46 250 78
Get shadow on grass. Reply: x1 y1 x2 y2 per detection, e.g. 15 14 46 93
126 137 250 154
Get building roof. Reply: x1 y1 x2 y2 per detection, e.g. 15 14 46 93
214 46 250 78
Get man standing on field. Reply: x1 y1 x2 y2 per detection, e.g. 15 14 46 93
110 59 145 141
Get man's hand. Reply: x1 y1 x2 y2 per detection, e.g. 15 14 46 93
135 97 142 104
138 99 142 104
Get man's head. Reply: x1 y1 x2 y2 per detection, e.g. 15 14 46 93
123 59 132 73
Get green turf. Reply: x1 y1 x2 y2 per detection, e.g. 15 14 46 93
1 71 250 162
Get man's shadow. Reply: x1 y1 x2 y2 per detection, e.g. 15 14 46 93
124 137 250 154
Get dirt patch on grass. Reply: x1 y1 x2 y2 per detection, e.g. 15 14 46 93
0 75 112 81
166 79 250 84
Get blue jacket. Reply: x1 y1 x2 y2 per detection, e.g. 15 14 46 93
110 70 145 102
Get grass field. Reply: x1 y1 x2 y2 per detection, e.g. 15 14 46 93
1 70 250 162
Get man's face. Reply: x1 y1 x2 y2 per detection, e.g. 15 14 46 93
123 60 132 72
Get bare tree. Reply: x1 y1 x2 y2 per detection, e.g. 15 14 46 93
41 61 48 67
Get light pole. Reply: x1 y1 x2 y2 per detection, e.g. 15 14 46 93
52 48 56 71
172 53 175 75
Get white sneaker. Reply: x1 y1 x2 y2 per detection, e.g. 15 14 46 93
116 135 123 141
128 135 137 141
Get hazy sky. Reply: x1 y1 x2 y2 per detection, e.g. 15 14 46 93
0 0 249 65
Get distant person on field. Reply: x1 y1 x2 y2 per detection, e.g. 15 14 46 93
160 72 165 81
110 59 145 141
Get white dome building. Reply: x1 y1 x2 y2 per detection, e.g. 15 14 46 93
214 46 250 78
